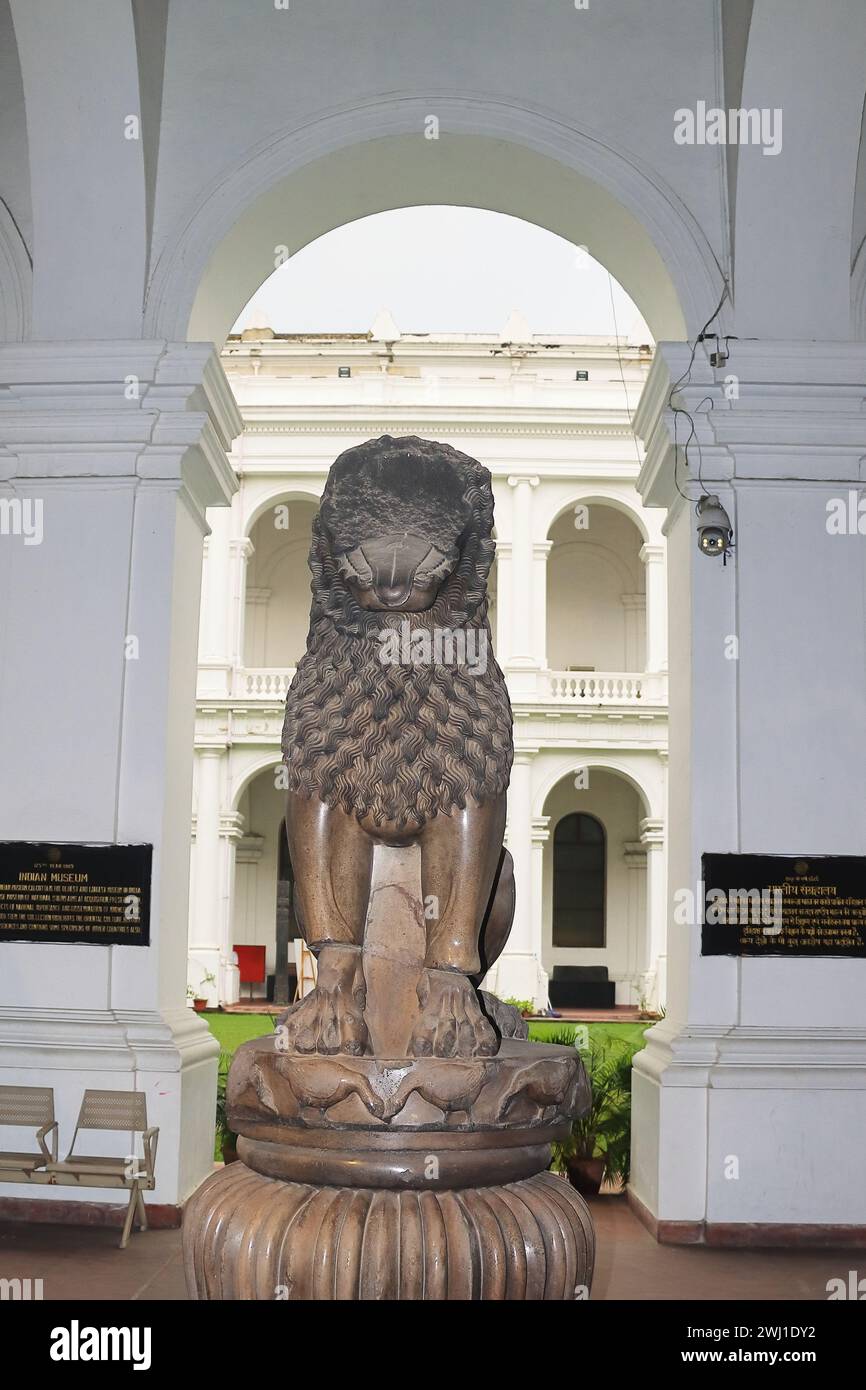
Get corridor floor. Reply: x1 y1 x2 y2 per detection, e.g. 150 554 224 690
0 1193 856 1301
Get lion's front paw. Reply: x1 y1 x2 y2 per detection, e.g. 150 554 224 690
278 944 369 1056
409 968 499 1059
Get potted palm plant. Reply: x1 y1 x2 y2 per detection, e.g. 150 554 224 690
548 1036 634 1196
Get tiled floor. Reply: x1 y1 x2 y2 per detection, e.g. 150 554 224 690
0 1194 857 1301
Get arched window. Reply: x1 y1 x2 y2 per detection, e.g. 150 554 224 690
552 813 606 947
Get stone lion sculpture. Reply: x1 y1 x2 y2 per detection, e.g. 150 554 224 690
280 435 518 1058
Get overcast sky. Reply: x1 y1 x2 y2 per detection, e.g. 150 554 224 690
231 206 652 341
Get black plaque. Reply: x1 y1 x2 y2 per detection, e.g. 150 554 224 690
701 853 866 957
0 842 152 946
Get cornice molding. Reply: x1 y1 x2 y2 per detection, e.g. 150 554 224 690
0 341 240 517
239 420 638 440
635 339 866 512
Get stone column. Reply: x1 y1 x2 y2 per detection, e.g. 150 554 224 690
620 592 645 671
493 749 541 1004
639 543 667 672
530 816 551 1007
631 340 866 1240
189 747 225 1005
243 587 272 672
492 541 511 667
228 537 254 680
639 817 666 1008
0 341 241 1211
532 539 552 674
218 812 244 1006
623 841 648 1001
198 509 232 697
506 475 540 697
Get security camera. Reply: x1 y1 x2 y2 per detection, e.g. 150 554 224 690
696 494 733 559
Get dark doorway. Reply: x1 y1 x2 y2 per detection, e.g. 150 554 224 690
552 812 606 947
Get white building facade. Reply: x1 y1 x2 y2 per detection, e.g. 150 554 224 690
189 326 668 1013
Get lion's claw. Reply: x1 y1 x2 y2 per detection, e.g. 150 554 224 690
409 968 499 1059
279 944 370 1056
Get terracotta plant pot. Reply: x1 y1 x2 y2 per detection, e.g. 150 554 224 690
566 1155 605 1196
193 998 208 1013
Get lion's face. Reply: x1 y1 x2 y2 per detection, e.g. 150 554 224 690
335 532 458 611
317 435 481 615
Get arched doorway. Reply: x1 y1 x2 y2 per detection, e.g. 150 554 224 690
540 765 663 1009
552 811 606 949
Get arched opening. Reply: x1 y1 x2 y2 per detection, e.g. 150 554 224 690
541 766 657 1008
231 764 298 1004
546 503 647 675
190 200 671 1013
553 812 606 948
243 497 317 671
145 114 720 345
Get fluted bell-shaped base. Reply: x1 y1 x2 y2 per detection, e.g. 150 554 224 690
184 1161 595 1301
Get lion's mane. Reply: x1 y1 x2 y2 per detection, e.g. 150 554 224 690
281 436 513 830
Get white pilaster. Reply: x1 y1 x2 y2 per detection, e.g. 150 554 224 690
631 340 866 1235
622 840 648 1001
620 592 645 672
189 747 225 1006
491 748 546 1005
532 539 552 673
228 537 254 674
493 542 511 668
0 340 241 1209
639 816 666 1008
218 811 244 1006
639 542 667 672
505 475 540 696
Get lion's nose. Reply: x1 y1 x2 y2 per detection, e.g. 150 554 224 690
359 535 427 598
378 579 414 607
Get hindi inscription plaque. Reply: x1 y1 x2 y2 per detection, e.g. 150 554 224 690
701 853 866 957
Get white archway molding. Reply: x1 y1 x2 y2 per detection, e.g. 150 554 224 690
0 198 30 341
544 488 653 545
242 483 323 537
230 750 283 814
534 756 657 822
145 94 725 345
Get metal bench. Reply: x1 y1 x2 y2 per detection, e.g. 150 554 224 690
0 1085 58 1182
43 1089 159 1249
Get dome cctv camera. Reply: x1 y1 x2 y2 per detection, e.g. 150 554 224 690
696 494 733 559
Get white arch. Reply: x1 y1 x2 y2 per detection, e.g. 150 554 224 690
244 486 322 539
534 756 655 821
543 488 650 545
145 94 723 345
230 750 284 813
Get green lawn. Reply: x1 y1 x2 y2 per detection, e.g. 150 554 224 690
202 1010 652 1060
202 1010 277 1055
528 1019 652 1054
